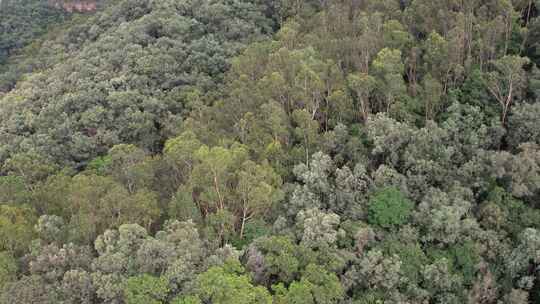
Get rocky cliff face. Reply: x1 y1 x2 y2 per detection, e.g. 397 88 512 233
47 0 97 12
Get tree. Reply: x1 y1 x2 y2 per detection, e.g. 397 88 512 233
502 289 529 304
163 131 203 187
35 214 66 244
171 296 202 304
92 220 204 299
414 188 479 245
507 102 540 148
61 270 95 304
27 242 93 283
206 209 236 245
0 175 30 206
273 281 313 304
252 236 301 285
68 174 160 243
381 237 427 287
236 160 283 238
382 20 411 51
292 109 320 166
0 251 17 289
422 258 464 303
0 275 58 304
185 143 287 241
289 152 335 216
274 264 344 304
485 56 530 126
368 187 413 229
372 48 406 114
423 32 451 91
487 143 540 199
350 249 403 292
196 260 272 304
347 73 377 122
124 274 169 304
421 74 443 121
92 224 149 303
507 228 540 283
0 205 36 254
349 13 384 74
105 144 153 194
31 171 72 216
296 208 341 249
168 185 202 222
2 151 58 191
190 144 247 214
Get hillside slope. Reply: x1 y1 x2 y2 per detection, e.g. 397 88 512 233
1 1 540 304
0 0 68 65
0 0 275 167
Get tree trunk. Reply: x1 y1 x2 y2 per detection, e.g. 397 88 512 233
240 207 247 239
213 171 224 210
359 98 369 123
521 1 534 52
501 82 513 127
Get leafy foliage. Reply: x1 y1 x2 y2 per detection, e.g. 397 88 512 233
367 187 413 229
2 0 540 303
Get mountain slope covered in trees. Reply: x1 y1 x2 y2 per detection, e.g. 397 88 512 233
1 0 540 303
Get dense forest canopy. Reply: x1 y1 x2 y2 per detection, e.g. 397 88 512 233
1 0 540 303
0 0 67 63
